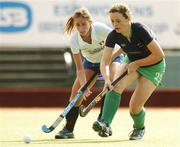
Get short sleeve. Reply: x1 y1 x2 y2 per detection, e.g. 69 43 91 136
137 23 155 45
105 31 116 48
94 22 112 38
70 33 80 54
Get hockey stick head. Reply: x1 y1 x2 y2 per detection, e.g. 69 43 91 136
79 98 99 117
41 73 98 133
79 71 128 117
42 125 55 133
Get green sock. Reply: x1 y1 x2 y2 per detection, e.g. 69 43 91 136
101 90 121 125
130 107 146 129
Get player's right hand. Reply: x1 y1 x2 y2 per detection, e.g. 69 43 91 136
104 79 113 91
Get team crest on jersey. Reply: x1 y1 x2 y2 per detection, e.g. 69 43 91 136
120 44 126 47
88 47 103 54
136 42 144 48
99 41 104 47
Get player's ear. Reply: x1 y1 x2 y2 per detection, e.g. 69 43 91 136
89 20 93 25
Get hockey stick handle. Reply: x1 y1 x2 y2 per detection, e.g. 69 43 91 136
111 70 128 86
79 70 128 117
42 72 98 133
61 71 97 117
80 72 98 92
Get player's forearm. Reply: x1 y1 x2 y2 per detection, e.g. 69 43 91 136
111 48 123 61
135 40 165 67
77 69 87 86
134 54 164 67
100 56 111 82
100 47 113 81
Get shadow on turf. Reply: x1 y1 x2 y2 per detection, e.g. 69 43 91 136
0 138 130 144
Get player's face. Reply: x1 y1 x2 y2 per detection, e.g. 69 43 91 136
74 17 91 37
109 12 130 34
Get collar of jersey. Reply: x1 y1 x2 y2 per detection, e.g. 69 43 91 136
77 24 96 46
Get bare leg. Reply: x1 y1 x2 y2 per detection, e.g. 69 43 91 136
97 62 121 121
113 71 139 94
55 69 97 139
129 76 156 114
129 76 156 140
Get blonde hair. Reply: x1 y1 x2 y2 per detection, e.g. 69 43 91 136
108 3 132 20
65 8 93 34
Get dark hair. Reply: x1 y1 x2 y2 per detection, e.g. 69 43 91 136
109 3 132 20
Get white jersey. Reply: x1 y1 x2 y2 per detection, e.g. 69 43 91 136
70 22 112 63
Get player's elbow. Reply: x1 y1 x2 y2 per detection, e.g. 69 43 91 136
158 51 165 60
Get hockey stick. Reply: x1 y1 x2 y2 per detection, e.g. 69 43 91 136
42 72 97 133
79 70 127 117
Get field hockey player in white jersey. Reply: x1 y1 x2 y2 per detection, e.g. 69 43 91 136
55 7 124 139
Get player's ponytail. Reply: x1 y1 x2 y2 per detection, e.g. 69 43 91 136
65 17 74 35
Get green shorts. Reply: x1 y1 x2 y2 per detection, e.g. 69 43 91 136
122 56 166 86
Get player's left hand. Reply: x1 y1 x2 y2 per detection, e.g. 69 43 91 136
83 88 92 99
127 62 139 73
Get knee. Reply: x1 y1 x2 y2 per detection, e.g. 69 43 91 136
113 87 123 95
